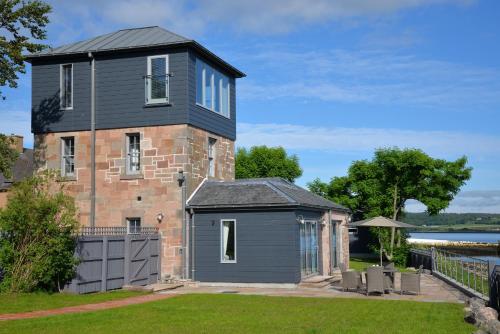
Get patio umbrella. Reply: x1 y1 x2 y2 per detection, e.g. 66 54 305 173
349 216 416 265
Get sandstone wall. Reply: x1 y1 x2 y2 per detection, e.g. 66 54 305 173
34 124 234 277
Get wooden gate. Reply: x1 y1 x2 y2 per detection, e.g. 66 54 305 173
66 228 161 294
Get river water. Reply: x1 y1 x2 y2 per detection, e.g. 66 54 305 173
409 232 500 244
409 232 500 263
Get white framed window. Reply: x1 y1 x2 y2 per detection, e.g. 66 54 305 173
208 137 216 177
146 55 169 104
61 137 75 176
196 58 230 118
127 217 141 234
126 133 140 174
220 219 236 263
60 64 73 109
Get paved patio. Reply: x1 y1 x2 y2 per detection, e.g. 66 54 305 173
163 273 467 303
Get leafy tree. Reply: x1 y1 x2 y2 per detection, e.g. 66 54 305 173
308 147 472 260
0 0 51 99
235 146 303 182
0 170 79 292
0 134 19 179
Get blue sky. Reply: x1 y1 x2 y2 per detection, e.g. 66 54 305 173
1 0 500 213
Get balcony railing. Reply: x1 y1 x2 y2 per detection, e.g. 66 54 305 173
79 226 159 236
144 74 171 104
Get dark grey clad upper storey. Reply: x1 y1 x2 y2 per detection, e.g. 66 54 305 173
28 27 244 140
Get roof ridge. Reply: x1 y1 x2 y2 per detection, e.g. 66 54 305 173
265 180 298 204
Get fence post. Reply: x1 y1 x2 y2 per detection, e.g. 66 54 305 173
124 234 131 286
488 261 497 310
101 236 108 292
430 247 435 273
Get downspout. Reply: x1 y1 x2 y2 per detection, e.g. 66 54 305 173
177 171 187 279
190 209 195 280
88 52 96 228
328 209 332 273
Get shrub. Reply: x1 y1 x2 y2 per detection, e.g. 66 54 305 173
0 170 79 292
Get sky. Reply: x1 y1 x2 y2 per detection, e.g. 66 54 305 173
1 0 500 213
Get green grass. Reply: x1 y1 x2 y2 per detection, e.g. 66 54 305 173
349 257 410 272
0 290 148 315
0 294 473 334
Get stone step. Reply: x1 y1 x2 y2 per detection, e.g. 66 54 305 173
146 283 184 292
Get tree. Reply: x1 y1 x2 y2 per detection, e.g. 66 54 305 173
308 147 472 260
0 170 79 292
0 0 51 99
235 146 303 182
0 134 19 179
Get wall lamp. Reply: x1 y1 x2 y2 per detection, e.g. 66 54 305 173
157 213 165 223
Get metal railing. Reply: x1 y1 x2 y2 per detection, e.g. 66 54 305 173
144 74 170 104
79 226 159 236
432 248 489 300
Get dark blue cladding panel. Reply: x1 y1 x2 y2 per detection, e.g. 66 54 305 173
193 210 301 283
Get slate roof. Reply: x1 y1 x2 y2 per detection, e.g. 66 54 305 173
187 178 349 211
26 26 245 77
0 149 34 191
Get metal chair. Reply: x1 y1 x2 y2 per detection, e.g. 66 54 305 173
341 270 362 292
366 266 384 296
400 271 421 295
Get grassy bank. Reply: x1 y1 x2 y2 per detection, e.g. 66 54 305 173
349 257 410 272
0 294 474 334
0 290 148 314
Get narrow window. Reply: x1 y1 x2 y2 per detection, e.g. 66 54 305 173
61 137 75 177
127 218 141 234
60 64 73 109
204 65 213 109
221 76 229 117
221 220 236 262
208 137 216 177
126 134 140 174
196 59 204 105
146 55 169 104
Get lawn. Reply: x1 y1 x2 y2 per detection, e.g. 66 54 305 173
349 257 410 272
0 290 148 315
0 294 474 334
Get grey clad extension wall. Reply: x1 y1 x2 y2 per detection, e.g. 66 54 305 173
193 210 302 284
31 47 237 140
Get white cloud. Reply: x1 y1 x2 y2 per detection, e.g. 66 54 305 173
0 110 33 148
45 0 474 37
406 191 500 213
238 49 500 108
237 122 500 157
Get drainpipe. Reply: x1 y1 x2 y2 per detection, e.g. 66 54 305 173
177 171 187 279
88 52 96 228
328 210 332 273
190 209 195 280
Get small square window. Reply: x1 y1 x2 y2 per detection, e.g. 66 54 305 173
127 218 141 234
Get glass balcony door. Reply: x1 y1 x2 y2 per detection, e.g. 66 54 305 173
300 221 319 277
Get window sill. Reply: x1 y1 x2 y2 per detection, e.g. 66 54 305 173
120 174 144 180
58 175 77 182
60 107 73 111
195 103 230 119
143 102 172 109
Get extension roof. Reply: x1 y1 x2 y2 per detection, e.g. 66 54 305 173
187 178 349 212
